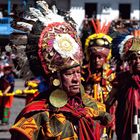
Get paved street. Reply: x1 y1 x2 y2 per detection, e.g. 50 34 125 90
0 79 26 140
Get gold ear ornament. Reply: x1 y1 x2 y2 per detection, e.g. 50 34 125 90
53 79 60 87
49 89 68 108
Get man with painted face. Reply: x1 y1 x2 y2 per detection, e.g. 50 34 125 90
9 1 112 140
105 33 140 140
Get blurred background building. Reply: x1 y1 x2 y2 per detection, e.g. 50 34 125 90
0 0 140 41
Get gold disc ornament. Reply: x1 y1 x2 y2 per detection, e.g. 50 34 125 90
53 79 60 86
49 89 68 108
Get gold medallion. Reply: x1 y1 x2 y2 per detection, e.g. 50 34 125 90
49 89 68 108
53 79 60 86
96 39 104 46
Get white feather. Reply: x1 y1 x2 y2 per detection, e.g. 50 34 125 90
17 22 33 31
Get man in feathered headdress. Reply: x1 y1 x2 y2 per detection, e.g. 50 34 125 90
83 19 116 139
9 1 112 140
83 19 115 101
112 32 134 72
105 31 140 140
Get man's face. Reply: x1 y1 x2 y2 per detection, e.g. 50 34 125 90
61 66 81 97
129 53 140 73
91 54 106 69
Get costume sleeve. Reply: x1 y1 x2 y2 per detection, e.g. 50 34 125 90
10 111 64 139
82 93 112 125
10 114 42 140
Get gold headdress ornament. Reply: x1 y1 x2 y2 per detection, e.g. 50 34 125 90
38 22 83 75
85 19 112 61
130 30 140 52
124 29 140 60
129 38 140 52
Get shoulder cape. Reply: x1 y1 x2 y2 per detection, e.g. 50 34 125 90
15 99 47 122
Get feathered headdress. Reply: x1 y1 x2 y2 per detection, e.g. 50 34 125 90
85 19 112 61
118 35 134 60
117 29 140 61
10 1 83 79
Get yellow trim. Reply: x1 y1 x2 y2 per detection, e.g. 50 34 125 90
85 33 112 48
27 81 38 88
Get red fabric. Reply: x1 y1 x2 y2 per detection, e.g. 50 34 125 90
3 96 14 108
106 69 113 77
122 88 134 139
121 74 140 140
16 98 101 140
132 75 140 88
15 100 47 122
0 77 14 108
108 105 116 131
25 92 39 105
60 103 100 140
0 96 13 109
